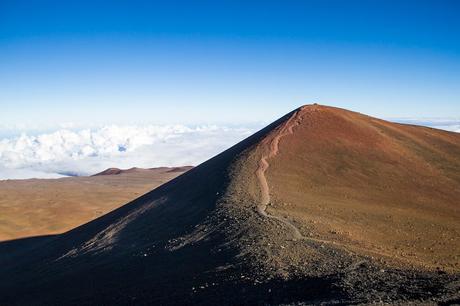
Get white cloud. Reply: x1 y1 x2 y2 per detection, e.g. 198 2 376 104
1 118 458 180
390 118 460 132
436 125 460 133
0 124 258 179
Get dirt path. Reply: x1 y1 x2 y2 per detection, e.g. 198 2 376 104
255 108 347 245
255 109 305 240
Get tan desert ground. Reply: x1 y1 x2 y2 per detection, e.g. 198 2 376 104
0 166 192 241
0 105 459 305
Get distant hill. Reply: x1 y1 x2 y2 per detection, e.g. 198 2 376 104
0 105 459 305
93 166 194 176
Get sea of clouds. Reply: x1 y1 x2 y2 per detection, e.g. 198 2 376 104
391 119 460 133
0 124 258 179
0 119 459 180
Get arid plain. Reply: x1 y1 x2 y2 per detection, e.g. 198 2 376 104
0 167 191 241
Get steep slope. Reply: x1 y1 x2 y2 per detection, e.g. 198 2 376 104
0 105 459 305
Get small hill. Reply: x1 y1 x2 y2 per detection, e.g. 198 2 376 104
0 105 459 305
93 167 124 175
93 166 193 176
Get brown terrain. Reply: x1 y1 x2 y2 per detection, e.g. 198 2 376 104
0 166 192 241
0 105 459 305
267 106 460 272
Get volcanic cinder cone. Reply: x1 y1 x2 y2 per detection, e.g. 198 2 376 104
1 105 459 305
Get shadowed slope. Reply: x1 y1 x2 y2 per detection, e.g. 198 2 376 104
0 105 459 305
0 110 306 305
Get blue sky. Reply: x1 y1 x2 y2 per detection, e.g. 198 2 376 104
1 0 460 178
1 0 459 127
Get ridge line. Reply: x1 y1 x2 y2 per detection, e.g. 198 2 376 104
255 109 304 240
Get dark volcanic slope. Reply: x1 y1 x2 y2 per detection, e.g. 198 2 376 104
0 105 459 305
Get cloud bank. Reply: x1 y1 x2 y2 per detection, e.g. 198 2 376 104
390 118 460 133
1 119 459 180
0 124 257 179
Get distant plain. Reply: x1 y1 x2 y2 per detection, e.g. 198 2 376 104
0 167 191 241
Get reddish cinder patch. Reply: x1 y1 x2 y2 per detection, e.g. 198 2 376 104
267 105 460 272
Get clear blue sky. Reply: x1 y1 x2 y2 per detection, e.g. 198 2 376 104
1 0 459 126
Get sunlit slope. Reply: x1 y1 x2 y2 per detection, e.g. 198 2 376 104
267 105 460 271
